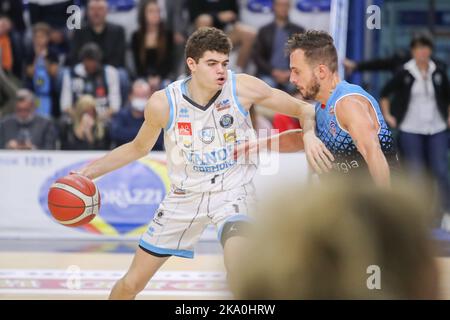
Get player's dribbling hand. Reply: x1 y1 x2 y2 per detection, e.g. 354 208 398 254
302 132 334 174
70 170 90 179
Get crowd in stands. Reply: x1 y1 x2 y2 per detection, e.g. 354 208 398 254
0 0 309 151
2 0 349 152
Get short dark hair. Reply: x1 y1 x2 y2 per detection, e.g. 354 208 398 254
185 27 232 62
79 42 103 62
287 30 338 72
410 32 434 50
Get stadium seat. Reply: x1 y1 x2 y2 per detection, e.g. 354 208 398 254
107 0 135 12
296 0 331 13
289 0 331 31
247 0 273 13
239 0 274 30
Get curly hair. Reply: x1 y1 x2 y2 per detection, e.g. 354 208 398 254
185 27 232 62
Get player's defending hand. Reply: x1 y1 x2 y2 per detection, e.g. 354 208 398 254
233 139 259 164
302 132 334 174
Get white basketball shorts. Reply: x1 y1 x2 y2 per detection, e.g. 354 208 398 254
139 182 256 258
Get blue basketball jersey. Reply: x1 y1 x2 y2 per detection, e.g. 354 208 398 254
315 80 397 174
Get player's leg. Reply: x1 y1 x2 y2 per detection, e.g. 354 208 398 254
223 233 248 277
109 247 170 300
220 220 251 295
110 191 208 299
211 183 256 294
426 131 449 215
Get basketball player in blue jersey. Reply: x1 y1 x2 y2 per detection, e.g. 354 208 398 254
252 30 397 187
74 27 333 299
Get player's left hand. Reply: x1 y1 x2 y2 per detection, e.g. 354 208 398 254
303 132 334 174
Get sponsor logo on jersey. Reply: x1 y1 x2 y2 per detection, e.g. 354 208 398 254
183 139 192 148
178 122 192 136
173 188 186 195
198 127 215 144
182 144 236 172
329 105 335 115
152 210 164 226
329 120 336 137
147 226 155 236
179 107 190 118
216 99 231 112
219 114 234 128
224 130 236 143
332 159 360 174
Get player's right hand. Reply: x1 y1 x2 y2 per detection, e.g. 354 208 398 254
70 170 90 179
302 132 334 174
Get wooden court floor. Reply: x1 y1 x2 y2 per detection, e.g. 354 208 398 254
0 251 449 300
0 251 228 300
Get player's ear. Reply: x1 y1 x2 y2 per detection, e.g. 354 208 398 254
317 64 328 80
186 57 196 73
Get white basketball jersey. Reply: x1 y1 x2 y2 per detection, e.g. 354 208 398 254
163 70 257 193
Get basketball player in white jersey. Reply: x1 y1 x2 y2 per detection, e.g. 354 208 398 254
76 27 333 299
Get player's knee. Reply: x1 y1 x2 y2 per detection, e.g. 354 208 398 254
119 275 145 295
220 220 250 247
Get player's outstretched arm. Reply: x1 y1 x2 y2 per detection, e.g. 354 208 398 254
235 74 334 173
272 129 305 152
234 129 304 161
336 96 390 187
77 91 169 180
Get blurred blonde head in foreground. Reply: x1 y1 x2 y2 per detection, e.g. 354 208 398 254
230 176 439 299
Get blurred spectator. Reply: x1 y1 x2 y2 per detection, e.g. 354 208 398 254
60 42 121 123
68 0 126 68
0 15 13 74
0 15 21 116
131 0 175 90
0 0 26 34
230 177 439 299
344 32 447 76
110 79 164 150
380 34 450 223
253 0 303 93
0 89 57 150
25 23 60 119
60 94 109 150
187 0 256 72
0 1 25 78
27 1 74 65
48 26 70 65
0 57 20 116
166 0 189 76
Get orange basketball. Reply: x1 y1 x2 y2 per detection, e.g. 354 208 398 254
47 174 101 227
